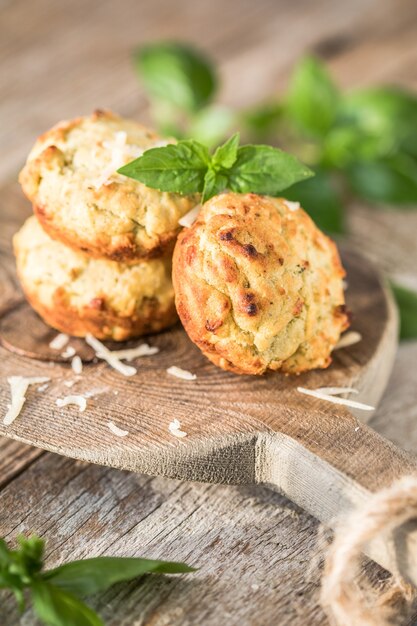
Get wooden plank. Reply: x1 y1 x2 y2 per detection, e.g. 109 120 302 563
0 450 359 626
0 438 44 489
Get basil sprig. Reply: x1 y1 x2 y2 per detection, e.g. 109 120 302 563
0 534 195 626
118 132 313 203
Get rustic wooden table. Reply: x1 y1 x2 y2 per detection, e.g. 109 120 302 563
1 0 417 624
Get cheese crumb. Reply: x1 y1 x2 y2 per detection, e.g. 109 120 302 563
49 333 69 350
3 376 50 425
85 334 136 376
71 355 83 375
283 200 300 212
107 421 129 437
56 395 87 412
178 205 201 228
93 133 169 189
63 378 80 388
105 343 159 361
61 346 76 359
168 418 188 438
167 366 197 381
312 386 359 396
334 331 362 350
297 386 374 411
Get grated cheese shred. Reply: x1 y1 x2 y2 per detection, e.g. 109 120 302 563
63 379 79 388
334 331 362 350
93 133 169 189
71 355 83 375
312 386 359 396
167 366 197 381
178 205 201 228
3 376 50 425
107 421 129 437
297 386 374 411
49 333 69 350
283 200 300 212
61 346 76 359
105 343 159 361
85 334 136 376
56 395 87 412
168 418 188 438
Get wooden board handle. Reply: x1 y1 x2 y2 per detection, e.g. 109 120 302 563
257 410 417 583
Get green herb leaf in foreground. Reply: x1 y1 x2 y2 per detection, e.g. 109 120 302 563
391 283 417 340
43 556 195 597
32 582 103 626
1 534 195 626
118 134 313 202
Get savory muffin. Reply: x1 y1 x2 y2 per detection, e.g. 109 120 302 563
14 216 178 341
173 192 349 375
19 110 198 261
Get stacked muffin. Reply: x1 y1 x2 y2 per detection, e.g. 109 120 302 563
14 110 198 341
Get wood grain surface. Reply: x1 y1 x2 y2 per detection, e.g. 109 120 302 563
1 0 417 624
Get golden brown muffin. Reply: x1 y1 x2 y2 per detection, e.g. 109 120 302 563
173 193 349 375
19 110 198 261
14 216 178 341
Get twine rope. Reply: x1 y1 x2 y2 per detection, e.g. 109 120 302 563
321 475 417 626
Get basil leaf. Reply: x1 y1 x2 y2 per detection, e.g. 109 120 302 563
348 154 417 205
188 105 235 148
284 170 345 234
16 535 45 578
0 535 44 591
286 56 340 136
118 140 209 194
31 582 103 626
391 283 417 340
13 587 26 613
212 133 240 169
202 168 228 203
0 539 10 567
134 42 217 113
43 556 195 597
228 145 313 195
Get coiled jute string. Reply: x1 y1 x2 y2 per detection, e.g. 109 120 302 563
321 475 417 626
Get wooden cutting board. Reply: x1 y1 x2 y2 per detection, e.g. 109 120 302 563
1 183 417 585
